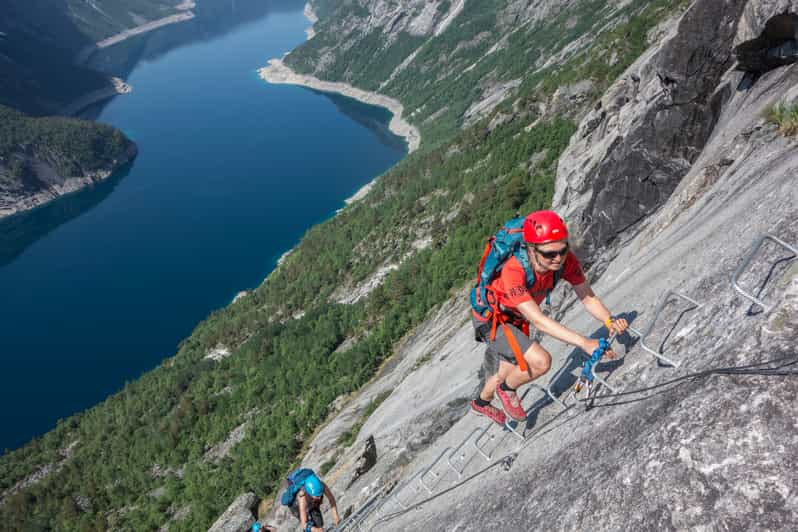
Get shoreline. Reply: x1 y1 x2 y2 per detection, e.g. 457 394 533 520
304 3 318 39
74 11 196 64
259 3 419 282
258 59 421 153
344 179 379 206
0 144 137 220
60 77 132 116
0 173 111 220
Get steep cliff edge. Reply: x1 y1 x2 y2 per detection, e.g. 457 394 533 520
260 1 798 530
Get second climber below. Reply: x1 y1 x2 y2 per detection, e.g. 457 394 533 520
287 471 341 532
470 210 628 424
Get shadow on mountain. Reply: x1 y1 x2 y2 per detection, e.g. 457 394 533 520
0 0 109 114
0 163 132 269
84 0 304 92
317 90 409 152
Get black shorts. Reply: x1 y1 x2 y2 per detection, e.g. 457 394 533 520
290 502 323 529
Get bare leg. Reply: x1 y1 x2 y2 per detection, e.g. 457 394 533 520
506 342 552 388
479 360 514 402
480 343 552 401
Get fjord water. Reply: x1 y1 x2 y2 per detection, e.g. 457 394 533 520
0 3 405 452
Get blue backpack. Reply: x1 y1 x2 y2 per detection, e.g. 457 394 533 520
280 468 315 507
469 217 559 369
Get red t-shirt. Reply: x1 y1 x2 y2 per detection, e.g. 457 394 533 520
489 251 586 318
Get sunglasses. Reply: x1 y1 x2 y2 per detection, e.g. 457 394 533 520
532 243 569 259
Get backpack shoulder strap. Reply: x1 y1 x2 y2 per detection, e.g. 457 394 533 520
514 246 536 287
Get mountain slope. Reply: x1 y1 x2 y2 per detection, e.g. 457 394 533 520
260 0 798 530
286 0 689 144
0 0 186 115
6 1 797 531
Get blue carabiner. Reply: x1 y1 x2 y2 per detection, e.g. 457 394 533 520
581 337 610 381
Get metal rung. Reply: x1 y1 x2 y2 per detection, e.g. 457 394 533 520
375 495 404 517
354 504 382 532
393 471 424 509
630 290 703 368
504 418 526 440
343 490 383 531
358 506 386 531
545 353 579 408
474 422 505 460
349 485 403 530
589 363 618 393
419 447 451 493
524 380 567 409
501 383 561 440
447 428 482 477
732 234 797 312
627 325 677 367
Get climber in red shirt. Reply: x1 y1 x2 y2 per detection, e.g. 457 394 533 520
471 210 628 424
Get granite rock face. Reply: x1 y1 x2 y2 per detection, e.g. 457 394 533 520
552 0 749 260
208 492 258 532
373 51 798 528
347 435 378 489
262 292 482 530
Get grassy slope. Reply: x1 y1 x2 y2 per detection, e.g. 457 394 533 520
0 1 688 530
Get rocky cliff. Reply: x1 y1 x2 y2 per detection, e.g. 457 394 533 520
253 0 798 530
0 105 137 219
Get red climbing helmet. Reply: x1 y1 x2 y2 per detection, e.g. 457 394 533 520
522 210 569 244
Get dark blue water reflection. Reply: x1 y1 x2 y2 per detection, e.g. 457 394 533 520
0 1 405 451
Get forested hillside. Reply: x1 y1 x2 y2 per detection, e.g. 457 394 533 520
0 1 692 530
0 104 134 183
286 0 686 144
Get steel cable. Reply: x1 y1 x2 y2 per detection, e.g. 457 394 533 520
368 354 798 527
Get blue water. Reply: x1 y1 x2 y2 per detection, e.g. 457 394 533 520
0 4 405 452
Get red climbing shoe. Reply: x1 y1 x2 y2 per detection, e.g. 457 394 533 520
470 400 507 425
496 384 526 421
